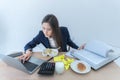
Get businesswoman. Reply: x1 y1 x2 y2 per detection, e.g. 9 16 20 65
19 14 84 61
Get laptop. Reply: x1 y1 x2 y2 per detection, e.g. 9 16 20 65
1 52 45 74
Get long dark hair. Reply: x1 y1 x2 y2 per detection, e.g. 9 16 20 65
42 14 63 51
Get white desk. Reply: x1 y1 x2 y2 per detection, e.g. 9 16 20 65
0 52 120 80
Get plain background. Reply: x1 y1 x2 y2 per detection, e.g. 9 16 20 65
0 0 120 54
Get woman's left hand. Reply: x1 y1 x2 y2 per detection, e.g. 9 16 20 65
78 43 86 50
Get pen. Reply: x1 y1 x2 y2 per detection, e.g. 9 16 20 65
47 57 53 62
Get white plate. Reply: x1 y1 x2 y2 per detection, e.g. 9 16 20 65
70 60 91 74
42 49 58 57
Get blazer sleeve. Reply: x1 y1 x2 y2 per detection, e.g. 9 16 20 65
64 27 79 49
24 31 42 51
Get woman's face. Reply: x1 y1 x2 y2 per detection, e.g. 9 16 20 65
42 22 53 38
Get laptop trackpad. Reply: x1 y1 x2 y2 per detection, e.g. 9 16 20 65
28 56 45 66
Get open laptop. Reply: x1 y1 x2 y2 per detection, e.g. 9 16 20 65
1 52 45 74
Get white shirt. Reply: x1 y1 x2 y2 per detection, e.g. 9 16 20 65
48 37 57 48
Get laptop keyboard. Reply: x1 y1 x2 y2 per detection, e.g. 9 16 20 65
21 61 38 72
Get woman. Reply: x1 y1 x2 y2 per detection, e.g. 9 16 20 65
19 14 84 62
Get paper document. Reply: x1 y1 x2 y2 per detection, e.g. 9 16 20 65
71 40 120 70
114 57 120 67
65 50 74 58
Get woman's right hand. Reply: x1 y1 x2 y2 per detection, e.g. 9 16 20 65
19 50 32 63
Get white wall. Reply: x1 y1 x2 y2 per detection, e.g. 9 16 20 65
0 0 120 54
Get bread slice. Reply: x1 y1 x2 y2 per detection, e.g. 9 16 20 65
77 63 86 71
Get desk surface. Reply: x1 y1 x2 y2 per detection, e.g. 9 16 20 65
0 52 120 80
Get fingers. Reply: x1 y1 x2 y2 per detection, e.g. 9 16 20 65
78 43 86 50
78 47 83 50
19 55 24 60
24 53 32 61
78 46 84 50
18 54 29 63
25 55 30 61
78 47 82 50
18 52 32 63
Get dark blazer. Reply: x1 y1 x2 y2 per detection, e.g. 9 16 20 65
24 27 79 52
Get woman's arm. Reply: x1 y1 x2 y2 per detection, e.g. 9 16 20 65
19 31 42 62
64 27 79 49
24 31 42 52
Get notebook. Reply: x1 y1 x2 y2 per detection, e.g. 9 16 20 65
1 52 45 74
71 40 120 70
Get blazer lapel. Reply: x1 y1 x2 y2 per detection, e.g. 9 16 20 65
44 37 51 48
